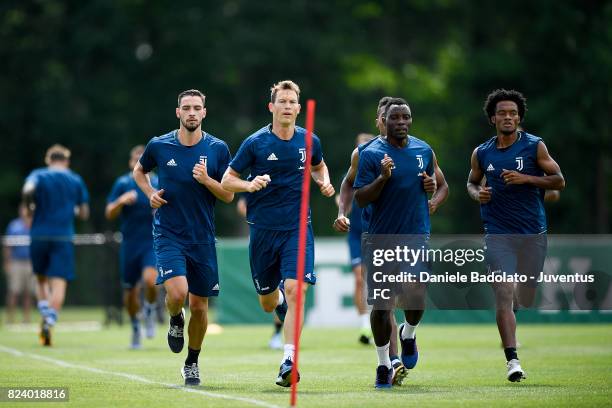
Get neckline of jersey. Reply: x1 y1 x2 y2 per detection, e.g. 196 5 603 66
494 131 523 151
267 123 297 142
173 129 208 147
383 135 412 150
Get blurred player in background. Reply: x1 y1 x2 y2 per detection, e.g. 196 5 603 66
134 89 233 386
334 97 408 385
22 144 90 346
106 145 159 349
236 195 283 350
3 203 36 324
334 133 374 344
222 80 335 387
467 89 564 382
354 98 448 388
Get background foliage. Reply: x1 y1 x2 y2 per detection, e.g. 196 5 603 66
1 0 610 236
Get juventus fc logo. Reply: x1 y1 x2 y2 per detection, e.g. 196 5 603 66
515 157 523 171
299 148 306 163
199 155 207 166
416 155 424 169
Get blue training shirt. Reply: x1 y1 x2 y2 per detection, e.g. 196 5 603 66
5 218 30 259
107 172 158 252
476 131 546 234
139 130 231 244
356 136 381 233
229 125 323 230
25 168 89 239
354 136 433 235
348 198 363 240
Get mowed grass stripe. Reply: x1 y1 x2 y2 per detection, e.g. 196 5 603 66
0 344 281 408
0 308 610 408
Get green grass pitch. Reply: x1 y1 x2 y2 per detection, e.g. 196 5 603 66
0 308 610 407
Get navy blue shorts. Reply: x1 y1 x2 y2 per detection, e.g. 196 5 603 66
485 234 547 287
120 245 156 289
363 234 430 309
154 238 219 297
348 231 362 267
248 225 316 295
30 239 75 281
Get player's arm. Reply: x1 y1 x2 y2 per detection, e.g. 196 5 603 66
354 154 393 208
311 159 335 197
192 162 234 203
467 148 492 204
221 168 271 193
500 142 565 190
333 148 359 232
544 190 560 202
427 151 449 214
21 180 36 217
236 196 247 218
133 161 167 208
75 203 89 221
105 191 137 220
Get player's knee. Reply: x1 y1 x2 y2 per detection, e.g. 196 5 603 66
143 268 157 287
371 309 390 324
261 302 276 313
125 287 139 301
189 304 208 318
495 292 514 309
517 290 536 308
165 290 186 307
493 284 513 303
283 280 306 300
143 275 155 288
259 294 277 313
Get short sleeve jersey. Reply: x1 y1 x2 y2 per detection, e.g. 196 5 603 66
5 218 30 259
229 125 323 230
139 130 231 244
107 172 158 251
354 136 433 235
25 168 89 239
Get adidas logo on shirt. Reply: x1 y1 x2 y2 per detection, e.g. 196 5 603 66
486 163 495 172
167 159 177 167
267 153 278 161
212 283 220 291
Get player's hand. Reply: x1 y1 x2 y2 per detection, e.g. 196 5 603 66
428 199 438 215
248 174 271 192
192 163 210 184
333 215 350 232
501 169 530 185
421 172 436 193
316 179 335 197
478 186 492 204
119 190 138 206
380 154 394 179
149 189 168 208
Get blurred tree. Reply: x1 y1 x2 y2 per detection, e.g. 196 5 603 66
0 0 609 237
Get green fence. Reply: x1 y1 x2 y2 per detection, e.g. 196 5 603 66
2 235 611 325
216 236 612 325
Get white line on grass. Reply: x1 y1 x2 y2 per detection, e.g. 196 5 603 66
0 345 281 408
